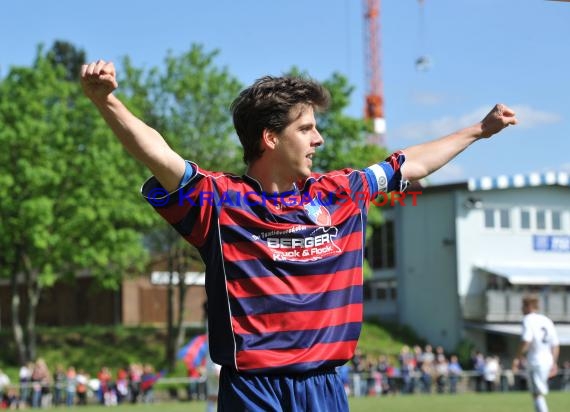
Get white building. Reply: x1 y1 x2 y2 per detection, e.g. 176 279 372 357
364 171 570 361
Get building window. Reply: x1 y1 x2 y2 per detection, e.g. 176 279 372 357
484 208 510 230
390 287 398 300
363 280 397 301
368 220 395 269
484 209 495 228
537 210 546 230
552 211 562 231
499 209 510 229
520 209 531 230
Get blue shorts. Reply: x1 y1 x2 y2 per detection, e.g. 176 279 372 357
218 367 349 412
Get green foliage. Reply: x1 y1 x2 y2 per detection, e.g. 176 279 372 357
316 72 389 172
46 40 86 81
0 44 156 362
455 338 478 369
357 319 426 360
0 47 153 286
120 44 244 173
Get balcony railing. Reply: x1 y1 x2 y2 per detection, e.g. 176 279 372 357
463 290 570 322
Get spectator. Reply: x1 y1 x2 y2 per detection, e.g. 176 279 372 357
115 367 129 404
385 361 400 395
420 363 434 394
435 354 448 394
128 363 142 404
472 351 486 392
96 366 112 405
435 346 446 360
185 359 203 401
376 355 390 394
448 355 463 394
371 366 383 397
31 358 52 408
140 364 160 403
75 369 88 406
1 386 19 410
205 354 222 412
65 366 77 407
484 355 500 392
53 364 66 406
351 348 364 397
18 363 32 407
399 346 416 394
0 370 10 399
413 345 424 372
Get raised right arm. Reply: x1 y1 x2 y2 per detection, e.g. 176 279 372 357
80 60 185 192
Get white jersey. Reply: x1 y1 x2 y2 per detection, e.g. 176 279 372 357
521 312 559 366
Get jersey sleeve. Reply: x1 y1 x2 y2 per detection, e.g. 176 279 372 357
521 317 533 343
362 150 409 197
549 321 560 347
141 161 217 248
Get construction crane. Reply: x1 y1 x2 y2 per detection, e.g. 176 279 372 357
363 0 386 147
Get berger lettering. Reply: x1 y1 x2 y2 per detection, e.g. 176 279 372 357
267 233 331 248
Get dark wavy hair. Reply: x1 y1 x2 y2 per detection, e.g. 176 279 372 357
230 76 330 164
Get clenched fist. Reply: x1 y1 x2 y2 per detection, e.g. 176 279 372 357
80 60 118 102
479 104 518 138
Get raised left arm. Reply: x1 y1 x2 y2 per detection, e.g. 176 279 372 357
400 104 517 181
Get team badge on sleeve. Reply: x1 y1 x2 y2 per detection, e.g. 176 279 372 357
304 200 331 226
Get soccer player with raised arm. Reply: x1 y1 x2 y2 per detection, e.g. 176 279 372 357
517 295 560 412
81 59 517 411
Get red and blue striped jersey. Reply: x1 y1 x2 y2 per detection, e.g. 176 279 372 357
142 151 406 374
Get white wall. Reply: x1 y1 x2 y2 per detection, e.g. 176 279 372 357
455 186 570 297
397 191 461 350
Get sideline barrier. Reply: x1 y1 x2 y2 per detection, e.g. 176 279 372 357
2 370 569 407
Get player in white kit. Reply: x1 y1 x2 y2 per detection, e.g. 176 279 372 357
516 295 559 412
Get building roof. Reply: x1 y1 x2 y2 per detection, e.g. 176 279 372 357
421 171 570 194
465 322 570 346
468 171 570 192
476 264 570 285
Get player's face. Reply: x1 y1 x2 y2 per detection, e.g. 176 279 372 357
275 105 324 180
522 302 530 315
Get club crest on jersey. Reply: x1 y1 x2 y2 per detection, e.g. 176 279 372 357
304 199 331 226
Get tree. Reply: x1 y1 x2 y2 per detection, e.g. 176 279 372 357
118 44 244 371
46 40 86 82
0 45 153 364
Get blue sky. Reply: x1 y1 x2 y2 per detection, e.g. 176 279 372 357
2 0 569 184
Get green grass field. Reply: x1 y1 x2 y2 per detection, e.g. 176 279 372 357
57 392 570 412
